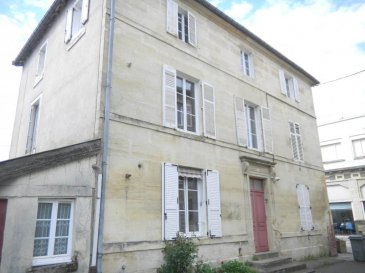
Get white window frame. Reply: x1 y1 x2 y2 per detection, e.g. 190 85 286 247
26 95 42 154
176 75 199 134
321 142 344 163
289 121 304 161
32 200 74 266
279 70 300 102
244 102 262 151
34 41 47 87
64 0 89 48
352 138 365 159
240 50 254 78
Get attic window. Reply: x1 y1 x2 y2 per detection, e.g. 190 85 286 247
64 0 89 44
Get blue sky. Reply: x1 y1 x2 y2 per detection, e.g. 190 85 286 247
0 0 365 160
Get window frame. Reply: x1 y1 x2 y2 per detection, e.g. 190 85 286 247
279 70 300 102
289 121 304 161
321 142 344 163
296 184 314 231
240 49 254 78
34 41 47 87
352 138 365 159
26 95 42 154
32 200 74 266
244 101 262 151
64 0 89 48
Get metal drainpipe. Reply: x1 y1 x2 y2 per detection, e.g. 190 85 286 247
97 0 116 271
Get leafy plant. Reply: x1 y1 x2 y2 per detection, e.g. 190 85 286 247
217 260 257 273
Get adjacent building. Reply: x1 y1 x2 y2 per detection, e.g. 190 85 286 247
319 114 365 234
0 0 332 272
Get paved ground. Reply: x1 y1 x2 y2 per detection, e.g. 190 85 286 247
305 253 365 273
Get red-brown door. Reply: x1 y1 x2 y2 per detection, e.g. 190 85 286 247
0 199 7 263
250 179 269 252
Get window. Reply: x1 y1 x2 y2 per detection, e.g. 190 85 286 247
240 50 254 77
321 143 343 162
162 65 216 138
279 70 300 102
64 0 89 44
35 42 47 85
177 76 197 132
26 97 41 154
234 97 273 153
296 184 313 231
166 0 197 46
33 201 73 266
163 163 222 240
352 138 365 159
289 121 304 161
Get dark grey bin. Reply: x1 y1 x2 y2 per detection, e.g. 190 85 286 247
349 235 365 262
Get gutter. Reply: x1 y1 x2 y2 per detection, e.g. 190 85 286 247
96 0 116 271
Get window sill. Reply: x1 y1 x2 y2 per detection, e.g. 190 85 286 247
66 27 86 51
27 260 77 273
33 75 43 88
323 159 345 163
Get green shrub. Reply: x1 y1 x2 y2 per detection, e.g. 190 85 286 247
158 235 197 273
217 260 256 273
195 261 215 273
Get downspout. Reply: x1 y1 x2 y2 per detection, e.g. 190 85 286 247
96 0 116 271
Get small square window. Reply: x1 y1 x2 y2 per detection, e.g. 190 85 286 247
352 138 365 159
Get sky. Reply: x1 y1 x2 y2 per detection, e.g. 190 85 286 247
0 0 364 161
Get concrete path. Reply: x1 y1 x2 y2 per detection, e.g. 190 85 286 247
305 253 365 273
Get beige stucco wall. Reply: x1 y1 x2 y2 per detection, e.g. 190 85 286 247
9 0 105 159
0 157 96 273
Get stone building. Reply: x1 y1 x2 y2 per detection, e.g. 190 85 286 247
318 114 365 234
0 0 331 272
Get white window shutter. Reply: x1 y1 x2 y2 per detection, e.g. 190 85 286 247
65 8 73 43
166 0 178 36
293 77 300 102
296 184 313 231
289 121 298 160
187 11 197 47
234 96 247 147
162 65 177 128
26 107 36 153
279 70 287 95
295 123 304 161
261 107 273 153
81 0 89 24
163 163 179 240
202 82 216 139
206 170 222 237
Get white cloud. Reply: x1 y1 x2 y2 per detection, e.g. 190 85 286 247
224 2 253 22
208 0 223 7
23 0 54 9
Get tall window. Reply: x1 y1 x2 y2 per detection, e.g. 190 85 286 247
279 70 300 102
33 201 73 266
26 97 41 154
352 138 365 159
289 121 304 161
245 103 259 149
179 175 200 235
166 0 197 46
240 50 254 77
35 42 47 84
64 0 89 44
296 184 313 231
177 76 196 132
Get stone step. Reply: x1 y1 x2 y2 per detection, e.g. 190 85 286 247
253 251 280 260
292 269 316 273
248 256 293 269
255 261 307 273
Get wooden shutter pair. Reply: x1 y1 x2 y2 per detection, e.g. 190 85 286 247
234 97 273 153
296 184 314 231
289 121 304 161
162 65 216 139
166 0 197 47
64 0 89 43
163 163 222 240
279 70 300 102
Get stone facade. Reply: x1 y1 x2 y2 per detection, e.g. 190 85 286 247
1 0 331 272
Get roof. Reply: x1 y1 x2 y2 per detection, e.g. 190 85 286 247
12 0 319 85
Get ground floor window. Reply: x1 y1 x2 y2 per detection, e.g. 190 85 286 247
33 200 73 266
330 202 355 234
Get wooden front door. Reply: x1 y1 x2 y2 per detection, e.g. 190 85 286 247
250 179 269 252
0 199 7 263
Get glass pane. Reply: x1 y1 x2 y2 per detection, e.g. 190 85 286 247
186 97 195 115
178 13 183 40
188 190 198 210
252 134 258 148
186 81 195 98
187 114 196 132
188 211 199 232
179 189 185 210
37 203 52 219
179 211 185 232
35 220 51 238
54 238 68 255
57 203 71 219
56 220 70 236
33 239 49 257
184 14 189 42
188 178 197 190
178 177 184 189
176 77 183 92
